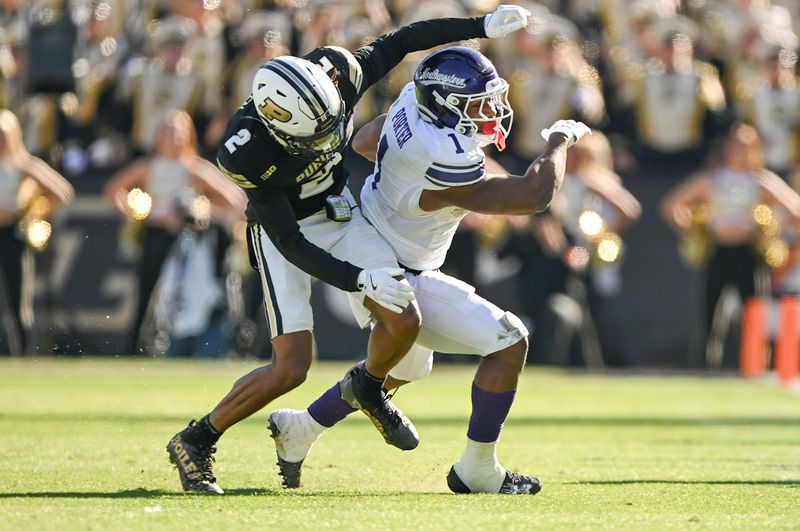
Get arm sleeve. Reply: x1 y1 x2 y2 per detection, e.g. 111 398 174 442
354 16 486 92
246 188 363 292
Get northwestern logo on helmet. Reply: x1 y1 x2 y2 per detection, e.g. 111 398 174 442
417 67 467 88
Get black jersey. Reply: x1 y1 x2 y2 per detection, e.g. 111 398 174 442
217 16 486 292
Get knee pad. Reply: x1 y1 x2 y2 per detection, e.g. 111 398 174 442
499 311 529 344
388 345 434 382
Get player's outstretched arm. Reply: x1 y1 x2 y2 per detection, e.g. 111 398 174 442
354 5 530 93
420 121 591 216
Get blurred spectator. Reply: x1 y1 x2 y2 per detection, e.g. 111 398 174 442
62 0 130 175
506 12 605 159
104 109 244 355
600 0 677 111
628 16 727 168
223 10 289 115
0 0 27 112
294 1 342 56
691 0 767 77
0 108 74 355
170 0 228 153
734 45 799 178
661 123 800 361
503 132 640 366
777 166 800 295
116 15 208 156
152 193 233 358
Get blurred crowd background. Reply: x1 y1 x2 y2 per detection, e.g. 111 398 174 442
2 0 800 370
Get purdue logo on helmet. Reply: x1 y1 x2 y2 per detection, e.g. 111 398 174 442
251 56 347 157
259 98 293 123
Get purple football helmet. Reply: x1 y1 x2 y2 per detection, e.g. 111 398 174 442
414 46 513 150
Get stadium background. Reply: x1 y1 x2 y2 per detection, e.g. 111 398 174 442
2 0 799 368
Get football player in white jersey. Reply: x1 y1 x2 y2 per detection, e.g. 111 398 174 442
267 47 591 495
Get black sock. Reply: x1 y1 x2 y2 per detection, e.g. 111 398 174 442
185 415 222 446
355 366 385 395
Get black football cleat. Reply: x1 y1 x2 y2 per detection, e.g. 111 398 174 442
447 466 542 495
166 421 224 494
339 363 419 451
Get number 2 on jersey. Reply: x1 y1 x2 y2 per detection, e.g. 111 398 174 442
371 135 389 190
225 129 251 153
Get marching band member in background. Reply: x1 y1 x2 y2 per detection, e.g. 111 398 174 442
662 123 800 350
117 16 208 156
505 12 606 160
223 11 290 116
735 44 800 178
0 109 73 355
104 109 245 355
505 132 640 366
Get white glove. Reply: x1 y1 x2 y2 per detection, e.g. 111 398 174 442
484 4 531 39
357 267 416 314
541 120 592 148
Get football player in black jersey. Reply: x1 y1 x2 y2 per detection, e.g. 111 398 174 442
166 5 531 494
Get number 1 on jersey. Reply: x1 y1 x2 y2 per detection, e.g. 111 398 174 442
371 135 389 190
447 133 464 154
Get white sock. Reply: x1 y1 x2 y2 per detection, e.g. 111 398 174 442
273 409 327 463
303 410 327 437
453 438 506 493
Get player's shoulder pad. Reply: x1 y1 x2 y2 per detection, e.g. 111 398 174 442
306 46 364 93
216 108 273 190
423 134 485 188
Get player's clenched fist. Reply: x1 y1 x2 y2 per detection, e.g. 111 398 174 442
541 120 592 148
484 5 531 39
357 267 416 314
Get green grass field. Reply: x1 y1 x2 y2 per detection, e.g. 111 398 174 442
1 359 799 530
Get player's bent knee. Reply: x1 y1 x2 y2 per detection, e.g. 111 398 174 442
269 351 312 391
487 338 528 373
274 362 309 390
385 303 421 340
508 337 529 365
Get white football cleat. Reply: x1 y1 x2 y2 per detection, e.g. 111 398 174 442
267 409 321 488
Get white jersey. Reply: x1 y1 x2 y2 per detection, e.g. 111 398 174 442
361 83 485 271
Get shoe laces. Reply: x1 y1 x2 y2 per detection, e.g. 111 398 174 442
197 443 218 484
384 387 398 401
498 471 540 495
370 389 406 429
506 471 526 484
